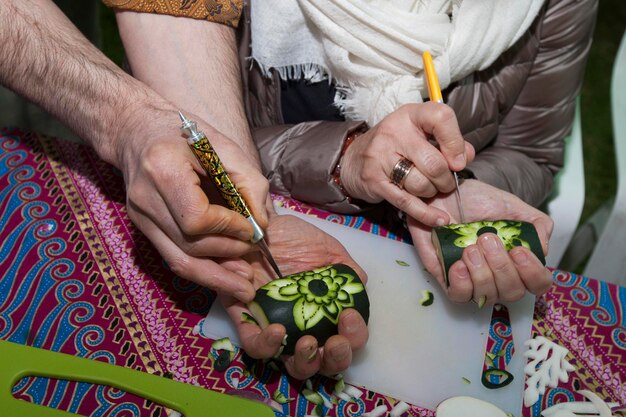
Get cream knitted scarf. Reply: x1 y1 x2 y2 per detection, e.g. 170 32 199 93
251 0 545 126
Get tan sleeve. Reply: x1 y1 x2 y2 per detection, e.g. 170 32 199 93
101 0 243 28
253 121 370 214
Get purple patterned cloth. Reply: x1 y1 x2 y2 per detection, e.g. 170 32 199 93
0 128 624 417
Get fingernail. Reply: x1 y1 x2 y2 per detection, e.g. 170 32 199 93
239 229 252 241
455 262 470 280
512 249 530 266
454 154 466 166
436 217 446 226
467 246 483 267
330 343 350 362
481 234 500 254
342 310 361 334
269 331 285 346
305 344 318 362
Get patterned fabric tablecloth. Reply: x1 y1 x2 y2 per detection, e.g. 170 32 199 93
0 129 624 417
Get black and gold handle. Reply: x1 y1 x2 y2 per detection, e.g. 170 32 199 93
179 113 264 244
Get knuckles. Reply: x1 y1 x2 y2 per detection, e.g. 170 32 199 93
500 287 526 302
420 151 449 179
139 141 174 179
177 205 211 236
166 253 192 278
426 102 457 125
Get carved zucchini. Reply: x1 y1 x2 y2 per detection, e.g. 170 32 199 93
247 264 370 355
432 220 546 286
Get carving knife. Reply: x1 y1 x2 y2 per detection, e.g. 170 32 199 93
178 112 283 278
422 51 466 223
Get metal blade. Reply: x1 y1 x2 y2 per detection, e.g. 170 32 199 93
256 238 283 278
453 172 466 223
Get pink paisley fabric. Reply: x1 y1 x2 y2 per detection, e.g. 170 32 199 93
0 128 624 417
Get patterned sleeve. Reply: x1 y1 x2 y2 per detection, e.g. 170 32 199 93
101 0 243 28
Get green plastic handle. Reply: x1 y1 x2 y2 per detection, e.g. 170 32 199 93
0 340 273 417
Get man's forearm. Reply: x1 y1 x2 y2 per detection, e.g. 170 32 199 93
0 0 170 165
115 11 261 167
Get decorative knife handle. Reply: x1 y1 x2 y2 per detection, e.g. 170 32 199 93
189 137 252 219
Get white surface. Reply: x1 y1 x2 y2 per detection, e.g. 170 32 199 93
583 31 626 286
545 99 585 268
203 207 535 413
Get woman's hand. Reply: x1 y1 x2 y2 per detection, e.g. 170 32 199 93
339 102 475 226
116 109 270 303
219 214 369 380
409 180 554 305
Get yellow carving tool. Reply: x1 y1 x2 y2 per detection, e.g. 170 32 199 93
179 112 282 278
422 51 466 223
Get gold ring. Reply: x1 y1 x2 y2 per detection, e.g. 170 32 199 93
390 158 414 189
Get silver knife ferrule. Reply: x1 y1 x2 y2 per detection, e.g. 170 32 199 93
247 215 264 244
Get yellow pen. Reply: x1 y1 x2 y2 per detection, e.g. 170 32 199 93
422 51 466 223
178 112 282 278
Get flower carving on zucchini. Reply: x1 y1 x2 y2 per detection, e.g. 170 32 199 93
262 265 365 331
448 220 530 250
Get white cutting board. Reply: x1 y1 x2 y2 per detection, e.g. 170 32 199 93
203 206 535 414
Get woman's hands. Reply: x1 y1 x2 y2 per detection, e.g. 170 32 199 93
339 102 475 226
115 109 271 303
410 180 554 305
220 214 369 380
334 101 551 305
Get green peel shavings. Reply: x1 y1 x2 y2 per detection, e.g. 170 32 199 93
334 376 345 394
481 368 514 389
477 295 487 309
273 389 294 404
240 312 259 325
396 260 410 267
302 388 324 405
420 290 434 306
211 337 235 352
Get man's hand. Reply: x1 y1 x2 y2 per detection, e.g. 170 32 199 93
409 179 553 305
340 102 475 226
118 110 271 303
220 214 369 380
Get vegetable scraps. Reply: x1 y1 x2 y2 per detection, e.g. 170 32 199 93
523 336 575 407
481 368 514 389
211 337 236 372
541 390 619 417
437 396 511 417
420 290 434 306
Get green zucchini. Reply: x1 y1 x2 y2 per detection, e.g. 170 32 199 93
432 220 546 286
248 264 370 355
